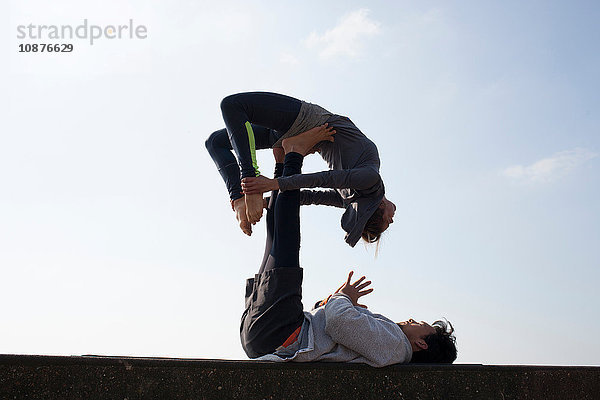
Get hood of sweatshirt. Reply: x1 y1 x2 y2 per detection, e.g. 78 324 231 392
341 180 385 247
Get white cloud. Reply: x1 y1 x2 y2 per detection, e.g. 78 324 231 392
305 8 381 59
501 148 597 183
279 52 299 66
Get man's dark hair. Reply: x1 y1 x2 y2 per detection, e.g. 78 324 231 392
410 319 457 363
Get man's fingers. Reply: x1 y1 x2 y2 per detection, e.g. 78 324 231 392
355 280 371 291
357 288 374 297
352 276 366 287
346 271 354 284
357 304 368 309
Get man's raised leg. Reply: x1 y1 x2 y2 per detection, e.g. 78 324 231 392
257 149 285 275
240 149 305 358
240 123 336 358
266 151 303 270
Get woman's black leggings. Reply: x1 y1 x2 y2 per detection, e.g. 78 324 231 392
205 92 301 201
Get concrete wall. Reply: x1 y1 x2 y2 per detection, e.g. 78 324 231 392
1 355 599 399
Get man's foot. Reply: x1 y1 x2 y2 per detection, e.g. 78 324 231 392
282 123 335 155
273 146 285 163
245 193 264 224
306 145 321 155
232 197 252 236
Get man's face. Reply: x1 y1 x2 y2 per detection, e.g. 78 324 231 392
398 319 436 351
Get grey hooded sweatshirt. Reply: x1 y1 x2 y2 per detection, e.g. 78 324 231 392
275 101 385 247
257 293 412 367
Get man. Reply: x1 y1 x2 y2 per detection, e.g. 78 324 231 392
240 127 457 367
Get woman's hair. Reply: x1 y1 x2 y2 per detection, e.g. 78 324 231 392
361 204 385 243
410 319 457 364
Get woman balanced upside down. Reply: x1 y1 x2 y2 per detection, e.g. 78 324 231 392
205 91 395 247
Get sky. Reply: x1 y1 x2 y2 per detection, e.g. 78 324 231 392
1 0 599 365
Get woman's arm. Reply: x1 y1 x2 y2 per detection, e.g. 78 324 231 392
242 167 381 194
279 167 380 191
300 189 345 208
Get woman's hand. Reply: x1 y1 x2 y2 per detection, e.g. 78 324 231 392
339 271 373 309
242 175 279 195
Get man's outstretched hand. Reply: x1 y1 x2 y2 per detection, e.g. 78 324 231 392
338 271 373 309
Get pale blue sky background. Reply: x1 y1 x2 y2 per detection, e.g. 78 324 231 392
2 0 598 365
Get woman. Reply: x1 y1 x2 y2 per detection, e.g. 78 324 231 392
205 91 395 247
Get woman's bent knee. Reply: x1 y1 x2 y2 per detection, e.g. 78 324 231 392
205 129 227 153
220 94 242 113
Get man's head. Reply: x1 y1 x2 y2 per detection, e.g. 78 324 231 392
398 319 457 363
